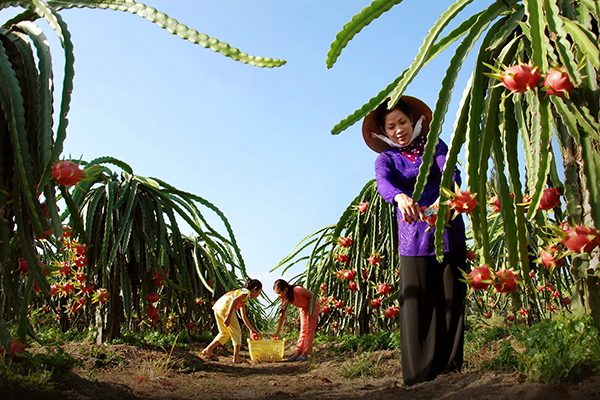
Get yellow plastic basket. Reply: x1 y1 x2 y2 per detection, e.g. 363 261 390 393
247 339 285 362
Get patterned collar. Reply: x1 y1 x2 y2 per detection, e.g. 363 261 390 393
396 135 426 162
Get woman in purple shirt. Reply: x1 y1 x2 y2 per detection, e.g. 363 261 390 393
362 96 467 386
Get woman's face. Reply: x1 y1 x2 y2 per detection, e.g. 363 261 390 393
273 286 287 300
383 109 413 147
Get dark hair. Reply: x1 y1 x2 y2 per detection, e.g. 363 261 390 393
273 279 295 302
375 100 414 133
244 278 262 291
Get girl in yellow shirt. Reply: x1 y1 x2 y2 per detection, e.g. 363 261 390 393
202 278 262 363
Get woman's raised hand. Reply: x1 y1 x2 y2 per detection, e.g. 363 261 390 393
394 193 425 224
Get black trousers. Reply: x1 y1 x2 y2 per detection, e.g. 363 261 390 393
399 244 467 386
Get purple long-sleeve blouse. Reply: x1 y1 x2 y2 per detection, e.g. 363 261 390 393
374 138 466 257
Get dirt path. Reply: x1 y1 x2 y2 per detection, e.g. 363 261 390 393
10 342 600 400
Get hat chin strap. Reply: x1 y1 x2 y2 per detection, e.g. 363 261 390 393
372 115 425 149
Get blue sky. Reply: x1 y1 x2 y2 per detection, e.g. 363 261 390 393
3 1 491 299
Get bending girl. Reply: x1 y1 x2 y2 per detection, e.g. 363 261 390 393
273 279 319 361
202 278 262 363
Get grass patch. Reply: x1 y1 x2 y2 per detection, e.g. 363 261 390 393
110 330 212 348
464 313 600 383
464 317 514 371
0 346 77 398
514 314 600 383
316 331 401 353
339 352 391 379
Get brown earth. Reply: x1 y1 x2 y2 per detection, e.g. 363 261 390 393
8 341 600 400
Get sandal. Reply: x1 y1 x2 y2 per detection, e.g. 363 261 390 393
288 355 297 361
297 356 308 361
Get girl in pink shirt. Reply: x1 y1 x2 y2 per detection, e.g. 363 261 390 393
273 279 319 361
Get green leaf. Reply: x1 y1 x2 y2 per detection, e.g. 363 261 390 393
326 0 404 69
84 187 105 240
43 181 62 239
100 180 116 267
106 180 138 269
476 31 519 266
272 226 333 273
492 100 519 275
578 0 598 17
333 182 374 238
305 228 337 296
389 0 479 106
525 91 541 195
428 11 484 61
465 20 519 262
191 238 215 294
550 96 581 144
330 1 510 135
543 0 581 84
0 28 42 174
505 96 531 279
0 35 45 235
331 72 406 135
465 58 494 248
560 17 599 69
580 130 600 229
28 4 75 189
526 94 552 220
486 7 524 50
150 177 246 270
14 21 55 171
0 318 11 351
16 275 34 340
13 189 51 296
85 156 134 174
523 0 549 71
119 259 133 320
48 0 286 68
569 101 600 142
476 85 503 267
60 184 89 243
164 205 190 283
435 79 471 261
413 0 515 202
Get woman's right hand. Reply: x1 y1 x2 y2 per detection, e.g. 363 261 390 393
394 193 425 224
